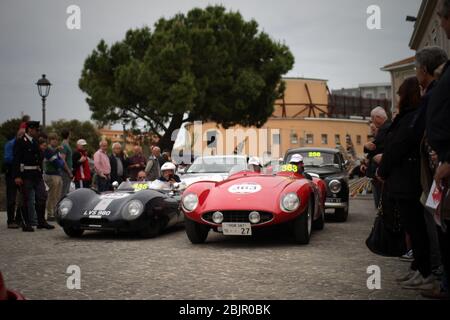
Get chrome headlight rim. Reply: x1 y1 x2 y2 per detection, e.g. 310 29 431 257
123 200 144 221
329 179 342 194
182 193 199 213
280 192 301 213
58 199 73 217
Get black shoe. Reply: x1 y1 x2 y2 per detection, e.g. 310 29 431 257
37 223 55 230
22 225 35 232
7 223 20 229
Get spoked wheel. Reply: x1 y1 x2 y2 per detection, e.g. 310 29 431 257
313 204 325 231
292 200 313 245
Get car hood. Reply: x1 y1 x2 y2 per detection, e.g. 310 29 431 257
198 175 304 212
304 168 345 180
181 173 228 186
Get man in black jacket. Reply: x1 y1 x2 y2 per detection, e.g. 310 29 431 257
364 107 391 208
422 0 450 300
109 143 128 185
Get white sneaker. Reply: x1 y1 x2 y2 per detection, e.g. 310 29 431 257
402 274 435 290
396 270 416 282
400 271 421 285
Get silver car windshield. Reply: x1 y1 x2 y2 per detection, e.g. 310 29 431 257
187 157 247 174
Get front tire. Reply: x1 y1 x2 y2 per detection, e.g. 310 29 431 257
292 200 313 244
139 218 161 238
185 218 210 244
313 205 325 230
63 227 84 238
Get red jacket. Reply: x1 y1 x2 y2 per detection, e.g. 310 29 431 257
73 148 91 182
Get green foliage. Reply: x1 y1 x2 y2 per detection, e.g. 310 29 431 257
79 5 294 151
0 118 22 141
46 120 101 156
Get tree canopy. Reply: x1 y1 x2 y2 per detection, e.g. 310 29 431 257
46 120 100 155
79 5 294 151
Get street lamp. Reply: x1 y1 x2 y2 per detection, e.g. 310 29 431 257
36 74 52 128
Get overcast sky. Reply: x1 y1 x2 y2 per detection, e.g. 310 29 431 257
0 0 421 125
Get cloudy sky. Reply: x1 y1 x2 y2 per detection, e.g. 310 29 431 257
0 0 421 125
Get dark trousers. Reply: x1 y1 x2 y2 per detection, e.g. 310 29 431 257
372 180 382 209
20 177 48 227
5 169 22 224
74 180 91 189
97 176 110 193
396 198 432 278
438 223 450 287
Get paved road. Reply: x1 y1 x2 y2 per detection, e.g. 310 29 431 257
0 198 425 300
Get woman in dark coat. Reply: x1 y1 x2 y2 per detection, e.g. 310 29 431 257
377 77 433 289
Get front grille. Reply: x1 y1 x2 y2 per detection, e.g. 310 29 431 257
202 211 273 224
80 218 109 227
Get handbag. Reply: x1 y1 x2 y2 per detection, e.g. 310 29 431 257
366 190 406 257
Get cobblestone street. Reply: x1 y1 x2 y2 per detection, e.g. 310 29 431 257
0 197 425 300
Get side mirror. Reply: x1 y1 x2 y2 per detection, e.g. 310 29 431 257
112 181 119 190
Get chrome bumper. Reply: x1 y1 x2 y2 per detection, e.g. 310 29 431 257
325 202 348 209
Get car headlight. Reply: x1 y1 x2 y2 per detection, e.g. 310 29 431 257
182 193 199 212
329 180 342 194
280 193 300 213
58 199 73 217
123 200 144 221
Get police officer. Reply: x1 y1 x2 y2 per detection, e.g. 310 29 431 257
13 121 54 232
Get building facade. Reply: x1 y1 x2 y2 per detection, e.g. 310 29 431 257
382 0 450 112
332 83 392 100
409 0 450 54
183 78 370 160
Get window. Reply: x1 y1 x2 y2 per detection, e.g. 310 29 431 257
335 134 341 145
290 131 298 144
207 131 217 148
365 93 373 99
306 134 314 144
273 134 280 145
321 134 328 145
357 135 362 145
379 93 386 100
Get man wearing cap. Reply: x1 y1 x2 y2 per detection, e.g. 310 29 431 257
13 121 54 231
289 154 313 180
151 162 181 190
72 139 92 189
248 157 263 173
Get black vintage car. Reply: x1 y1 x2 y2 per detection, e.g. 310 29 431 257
56 181 184 238
284 148 350 222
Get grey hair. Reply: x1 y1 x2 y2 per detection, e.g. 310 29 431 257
370 106 388 120
438 0 450 18
112 142 122 149
416 46 448 75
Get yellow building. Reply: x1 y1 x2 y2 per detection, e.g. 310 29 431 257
98 128 159 152
184 78 370 160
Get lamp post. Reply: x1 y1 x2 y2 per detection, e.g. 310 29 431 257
36 74 52 129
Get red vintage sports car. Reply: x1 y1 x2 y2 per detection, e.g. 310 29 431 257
181 165 327 244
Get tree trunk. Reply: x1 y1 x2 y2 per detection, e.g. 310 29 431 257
157 114 185 152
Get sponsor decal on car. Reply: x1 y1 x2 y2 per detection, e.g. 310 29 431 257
228 183 262 194
99 193 130 200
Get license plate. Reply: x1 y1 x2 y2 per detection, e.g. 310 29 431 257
222 223 252 236
326 198 341 203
